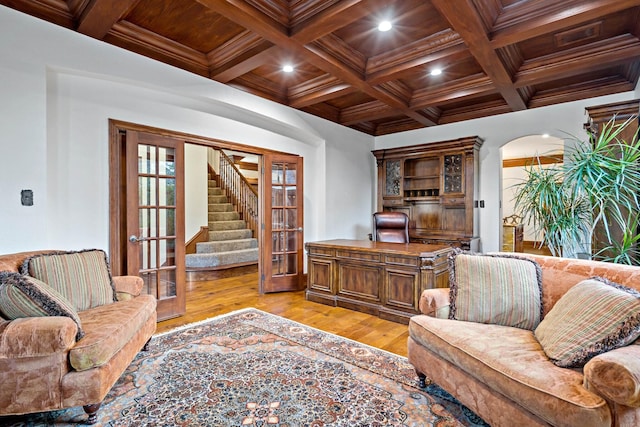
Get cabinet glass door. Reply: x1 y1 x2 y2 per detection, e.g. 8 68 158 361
384 160 401 196
443 154 463 194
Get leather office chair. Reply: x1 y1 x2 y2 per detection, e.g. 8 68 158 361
372 211 409 243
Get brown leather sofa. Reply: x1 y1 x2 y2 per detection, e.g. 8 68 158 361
408 253 640 427
0 250 157 424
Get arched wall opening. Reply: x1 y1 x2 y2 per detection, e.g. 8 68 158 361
500 134 565 253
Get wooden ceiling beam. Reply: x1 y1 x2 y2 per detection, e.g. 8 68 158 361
340 100 397 125
528 77 634 109
211 0 384 83
1 0 75 28
368 47 469 85
438 99 512 125
207 30 267 68
230 74 286 104
209 0 396 83
211 45 279 82
291 0 402 44
431 0 527 112
491 0 640 48
411 75 495 109
301 102 341 123
366 30 468 84
196 0 436 126
375 118 427 136
76 0 140 39
311 34 366 76
108 21 210 76
515 34 640 86
288 74 356 108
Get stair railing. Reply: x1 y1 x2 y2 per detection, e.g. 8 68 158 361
215 150 259 239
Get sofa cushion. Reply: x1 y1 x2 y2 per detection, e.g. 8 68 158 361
0 271 84 340
21 249 117 311
449 251 543 330
409 315 610 427
535 277 640 368
70 294 156 371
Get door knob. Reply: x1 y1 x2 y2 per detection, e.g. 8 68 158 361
129 235 144 243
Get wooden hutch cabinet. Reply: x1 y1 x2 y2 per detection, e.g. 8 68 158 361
372 136 483 251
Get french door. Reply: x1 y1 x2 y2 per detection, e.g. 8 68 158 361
125 130 185 320
261 154 305 293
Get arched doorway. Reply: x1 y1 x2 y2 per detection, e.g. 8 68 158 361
500 134 564 255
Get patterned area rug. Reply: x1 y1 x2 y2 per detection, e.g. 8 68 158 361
5 308 488 426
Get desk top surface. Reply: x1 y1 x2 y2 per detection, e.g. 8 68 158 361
305 239 452 257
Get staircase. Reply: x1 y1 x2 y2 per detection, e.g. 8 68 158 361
185 174 258 280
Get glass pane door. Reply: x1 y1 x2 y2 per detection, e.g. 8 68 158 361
138 144 177 298
262 154 304 293
127 131 185 320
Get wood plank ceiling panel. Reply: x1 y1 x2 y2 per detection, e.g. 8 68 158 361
3 0 640 136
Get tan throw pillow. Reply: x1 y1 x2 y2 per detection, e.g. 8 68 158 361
449 250 543 330
535 277 640 368
21 249 117 311
0 271 84 340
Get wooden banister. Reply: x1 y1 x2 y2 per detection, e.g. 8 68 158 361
213 150 259 239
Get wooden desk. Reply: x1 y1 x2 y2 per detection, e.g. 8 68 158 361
502 224 524 252
305 239 452 324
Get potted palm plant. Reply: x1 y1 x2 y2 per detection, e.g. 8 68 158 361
513 115 640 264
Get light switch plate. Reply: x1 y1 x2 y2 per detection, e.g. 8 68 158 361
21 189 33 206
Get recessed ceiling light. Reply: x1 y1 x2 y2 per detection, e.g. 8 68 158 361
378 21 392 32
430 68 442 76
542 133 550 138
282 65 294 73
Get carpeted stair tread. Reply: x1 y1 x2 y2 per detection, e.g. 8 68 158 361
196 175 257 270
196 238 257 253
209 203 233 212
209 220 247 231
185 248 259 268
208 195 228 204
209 229 253 241
208 211 240 221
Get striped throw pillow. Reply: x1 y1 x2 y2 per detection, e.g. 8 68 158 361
0 271 84 340
21 249 117 311
449 251 543 330
535 277 640 368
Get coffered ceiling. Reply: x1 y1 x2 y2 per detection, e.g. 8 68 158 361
3 0 640 135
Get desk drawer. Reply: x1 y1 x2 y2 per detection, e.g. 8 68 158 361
308 246 335 257
385 255 418 267
337 250 380 263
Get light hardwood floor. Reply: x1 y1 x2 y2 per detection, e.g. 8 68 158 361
156 272 410 357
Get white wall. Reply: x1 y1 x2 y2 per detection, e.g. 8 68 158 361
375 89 640 253
0 6 374 254
185 144 208 241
